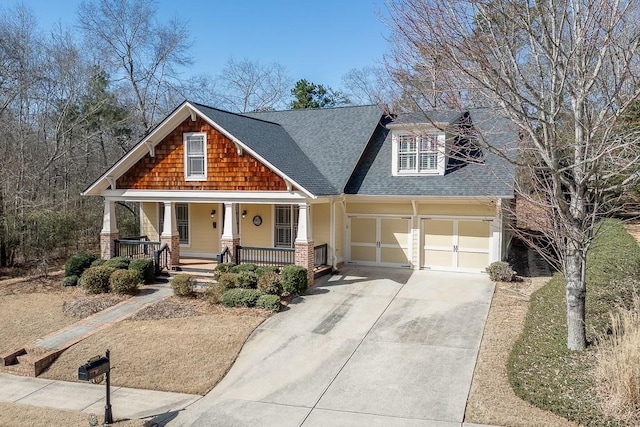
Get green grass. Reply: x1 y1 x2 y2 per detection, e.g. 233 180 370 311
507 219 640 426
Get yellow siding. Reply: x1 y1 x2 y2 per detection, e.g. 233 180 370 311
312 203 330 245
141 202 159 241
187 203 220 254
347 202 413 215
240 204 273 247
418 202 494 216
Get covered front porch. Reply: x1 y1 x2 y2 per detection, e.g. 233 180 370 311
99 190 339 284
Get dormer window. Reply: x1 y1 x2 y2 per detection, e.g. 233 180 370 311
392 131 446 176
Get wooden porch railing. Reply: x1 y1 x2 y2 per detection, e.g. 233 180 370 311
236 246 295 267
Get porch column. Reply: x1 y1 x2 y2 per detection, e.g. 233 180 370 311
295 203 314 285
220 202 240 262
100 199 119 259
161 202 180 268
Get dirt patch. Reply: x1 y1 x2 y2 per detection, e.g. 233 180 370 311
41 299 270 395
0 271 67 296
0 402 145 427
464 277 577 426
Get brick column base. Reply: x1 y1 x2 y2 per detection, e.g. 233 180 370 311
100 232 120 260
220 237 240 263
295 240 315 287
161 234 180 268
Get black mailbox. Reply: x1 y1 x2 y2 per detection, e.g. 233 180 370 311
78 357 110 381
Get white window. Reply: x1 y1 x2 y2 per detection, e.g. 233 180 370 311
393 132 445 175
184 132 207 180
274 205 299 248
159 203 190 245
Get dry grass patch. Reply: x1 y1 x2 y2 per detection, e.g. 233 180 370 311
595 295 640 424
41 298 269 395
465 278 576 427
0 402 145 427
63 294 128 318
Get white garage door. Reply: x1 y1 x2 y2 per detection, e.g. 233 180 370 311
349 216 411 267
422 218 491 272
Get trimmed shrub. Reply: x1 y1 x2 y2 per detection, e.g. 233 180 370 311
129 258 155 284
104 256 130 270
80 266 116 294
171 274 195 297
486 261 517 282
256 294 281 312
204 282 225 305
91 259 106 267
235 270 258 289
257 271 282 295
222 288 261 307
213 262 236 280
231 263 257 273
64 252 98 277
281 265 308 295
217 272 238 291
109 269 140 295
62 275 78 287
256 265 279 279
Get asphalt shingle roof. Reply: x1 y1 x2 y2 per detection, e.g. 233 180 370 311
243 105 384 194
192 102 337 196
344 108 516 197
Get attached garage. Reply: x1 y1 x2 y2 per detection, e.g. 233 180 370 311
348 216 412 268
422 217 492 272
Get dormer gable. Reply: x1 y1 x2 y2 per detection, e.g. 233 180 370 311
389 125 447 176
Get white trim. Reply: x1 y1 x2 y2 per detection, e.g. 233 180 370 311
100 189 308 204
392 131 446 176
183 132 207 181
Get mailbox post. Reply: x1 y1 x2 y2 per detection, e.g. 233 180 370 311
78 349 113 425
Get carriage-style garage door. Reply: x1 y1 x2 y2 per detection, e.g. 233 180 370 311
348 216 411 267
422 218 491 272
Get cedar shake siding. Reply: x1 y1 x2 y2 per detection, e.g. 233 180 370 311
117 117 289 191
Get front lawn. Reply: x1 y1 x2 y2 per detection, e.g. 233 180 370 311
508 219 640 426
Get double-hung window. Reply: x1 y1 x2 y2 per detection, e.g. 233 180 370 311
393 132 444 175
184 132 207 180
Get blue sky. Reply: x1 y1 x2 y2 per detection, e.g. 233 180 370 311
20 0 391 89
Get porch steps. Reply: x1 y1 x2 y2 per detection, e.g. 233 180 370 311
314 265 333 279
168 268 216 290
1 346 63 377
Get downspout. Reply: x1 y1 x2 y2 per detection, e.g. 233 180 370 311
330 199 336 270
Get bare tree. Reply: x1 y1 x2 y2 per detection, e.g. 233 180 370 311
387 0 640 350
215 57 291 112
342 66 400 110
77 0 192 131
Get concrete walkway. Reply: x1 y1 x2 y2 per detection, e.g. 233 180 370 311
170 266 495 427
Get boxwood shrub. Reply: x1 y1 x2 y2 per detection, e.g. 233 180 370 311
235 270 258 289
257 271 282 295
486 261 517 282
281 265 308 295
213 262 236 280
80 265 116 294
171 274 195 297
256 265 279 279
62 275 78 287
217 272 238 291
231 263 257 273
256 294 281 312
222 288 261 307
65 252 97 277
104 256 130 270
109 269 140 295
129 258 155 284
204 282 226 305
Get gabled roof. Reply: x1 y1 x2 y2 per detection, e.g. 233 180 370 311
344 108 516 197
243 105 384 194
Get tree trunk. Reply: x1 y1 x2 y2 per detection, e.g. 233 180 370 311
565 248 587 350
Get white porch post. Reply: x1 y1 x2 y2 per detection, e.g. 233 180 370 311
220 202 240 262
295 203 315 285
160 202 180 267
100 199 119 259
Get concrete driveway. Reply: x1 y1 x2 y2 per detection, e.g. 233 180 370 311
170 266 494 427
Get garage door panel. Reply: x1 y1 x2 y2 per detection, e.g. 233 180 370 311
423 219 454 247
351 218 377 244
424 249 453 268
458 221 490 250
380 218 409 245
351 246 377 263
381 247 409 264
458 252 490 270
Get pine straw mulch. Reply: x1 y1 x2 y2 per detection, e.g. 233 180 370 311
464 277 577 427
